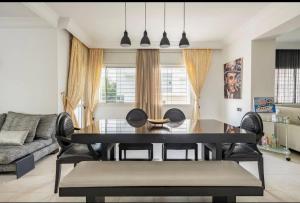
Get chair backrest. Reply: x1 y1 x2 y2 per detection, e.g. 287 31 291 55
126 108 148 127
163 108 186 122
240 112 264 143
55 112 75 149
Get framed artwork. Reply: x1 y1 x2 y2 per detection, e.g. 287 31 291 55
253 97 276 113
224 58 243 99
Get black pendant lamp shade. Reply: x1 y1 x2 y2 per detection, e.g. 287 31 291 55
120 2 131 47
179 2 189 48
160 2 170 48
140 2 151 47
141 30 151 47
179 32 189 48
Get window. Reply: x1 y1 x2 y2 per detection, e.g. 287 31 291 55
100 67 135 103
160 66 191 104
74 100 84 128
275 50 300 104
275 69 300 104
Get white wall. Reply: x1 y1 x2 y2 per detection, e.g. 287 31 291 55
221 38 253 126
0 28 70 114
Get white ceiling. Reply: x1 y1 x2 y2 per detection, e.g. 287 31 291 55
46 2 269 47
0 2 272 48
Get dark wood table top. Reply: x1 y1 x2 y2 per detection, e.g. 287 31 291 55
72 119 256 144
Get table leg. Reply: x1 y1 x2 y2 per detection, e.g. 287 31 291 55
86 196 104 203
212 143 223 160
212 196 236 203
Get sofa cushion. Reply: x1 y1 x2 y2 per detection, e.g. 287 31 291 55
0 130 29 146
0 139 52 164
2 112 40 143
4 112 57 140
0 113 6 130
35 114 57 139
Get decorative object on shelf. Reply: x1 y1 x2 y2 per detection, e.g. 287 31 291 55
160 2 170 48
140 2 151 47
224 58 243 99
120 2 131 47
179 2 189 48
253 97 276 113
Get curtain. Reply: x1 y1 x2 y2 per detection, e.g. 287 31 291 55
63 36 89 127
276 49 300 69
84 49 104 127
136 49 161 119
183 49 212 120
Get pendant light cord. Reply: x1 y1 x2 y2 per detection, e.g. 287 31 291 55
125 2 127 30
183 2 185 32
145 2 147 30
164 2 166 31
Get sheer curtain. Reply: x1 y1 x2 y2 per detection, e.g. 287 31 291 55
136 49 162 119
63 36 89 127
183 49 212 120
84 49 104 127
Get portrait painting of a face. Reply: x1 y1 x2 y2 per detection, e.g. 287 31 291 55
224 58 243 99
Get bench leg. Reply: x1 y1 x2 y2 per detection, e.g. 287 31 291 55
86 195 104 203
202 144 210 160
212 196 236 203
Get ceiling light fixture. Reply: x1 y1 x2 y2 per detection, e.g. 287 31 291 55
179 2 189 48
160 2 170 48
140 2 151 47
120 2 131 47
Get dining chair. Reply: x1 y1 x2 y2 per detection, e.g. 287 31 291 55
162 108 198 161
203 111 265 188
118 108 153 161
54 112 103 193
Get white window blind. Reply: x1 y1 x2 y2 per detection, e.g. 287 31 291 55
100 67 135 103
275 69 300 104
160 66 191 105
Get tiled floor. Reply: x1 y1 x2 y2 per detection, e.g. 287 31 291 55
1 144 300 202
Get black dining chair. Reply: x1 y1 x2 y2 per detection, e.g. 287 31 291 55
162 108 198 161
118 108 153 161
54 112 103 193
203 112 265 188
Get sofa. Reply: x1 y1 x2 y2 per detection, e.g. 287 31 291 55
0 111 59 178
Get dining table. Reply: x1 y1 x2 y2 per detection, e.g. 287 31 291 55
72 119 256 161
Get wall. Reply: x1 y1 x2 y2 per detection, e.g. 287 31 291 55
94 49 222 120
221 38 253 126
0 28 70 114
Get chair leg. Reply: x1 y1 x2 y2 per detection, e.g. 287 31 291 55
185 149 188 160
258 156 265 189
124 150 127 160
54 160 61 194
163 146 167 161
195 147 198 161
202 145 210 160
74 163 77 167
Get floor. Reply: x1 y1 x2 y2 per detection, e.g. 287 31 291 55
1 144 300 202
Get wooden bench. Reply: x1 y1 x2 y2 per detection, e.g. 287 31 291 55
59 161 264 203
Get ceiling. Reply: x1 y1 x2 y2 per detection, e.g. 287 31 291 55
0 2 272 48
47 2 269 47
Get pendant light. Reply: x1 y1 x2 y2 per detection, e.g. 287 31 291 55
140 2 151 47
160 2 170 48
120 2 131 47
179 2 189 48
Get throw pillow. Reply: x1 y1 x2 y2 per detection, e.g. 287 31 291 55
0 113 6 130
0 130 29 146
1 112 40 143
5 112 57 140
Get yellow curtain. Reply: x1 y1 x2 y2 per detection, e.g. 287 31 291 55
136 49 161 119
63 36 89 127
183 49 212 120
84 49 104 127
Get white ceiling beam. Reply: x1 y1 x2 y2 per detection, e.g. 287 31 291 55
22 3 59 28
224 3 300 44
58 17 95 48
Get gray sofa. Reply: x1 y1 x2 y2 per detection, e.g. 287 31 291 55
0 112 59 177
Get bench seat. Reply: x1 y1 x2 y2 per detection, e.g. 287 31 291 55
59 161 264 203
